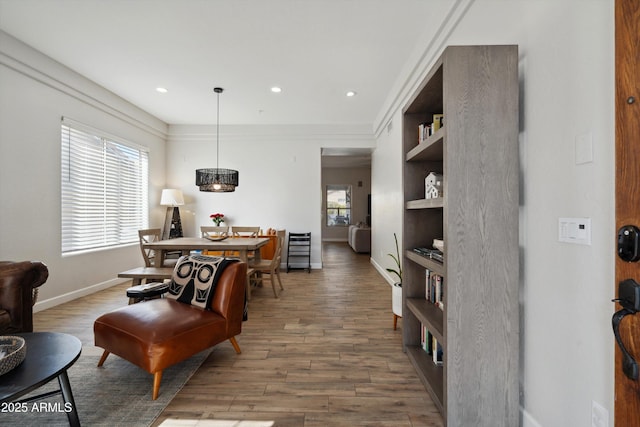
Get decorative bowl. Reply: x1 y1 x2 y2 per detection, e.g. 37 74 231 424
0 336 26 376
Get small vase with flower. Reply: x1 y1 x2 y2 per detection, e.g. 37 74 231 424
210 213 225 226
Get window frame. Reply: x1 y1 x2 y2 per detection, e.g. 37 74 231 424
61 119 149 254
326 184 352 227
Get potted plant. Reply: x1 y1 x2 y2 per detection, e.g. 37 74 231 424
386 233 402 329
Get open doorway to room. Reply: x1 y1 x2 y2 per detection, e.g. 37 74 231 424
320 148 372 260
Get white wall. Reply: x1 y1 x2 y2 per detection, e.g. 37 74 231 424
0 0 618 422
0 31 169 308
370 110 404 276
166 124 375 268
370 1 615 426
321 166 371 241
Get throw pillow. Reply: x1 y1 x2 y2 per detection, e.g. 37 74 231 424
166 254 238 310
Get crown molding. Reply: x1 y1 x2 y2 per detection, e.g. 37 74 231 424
167 123 376 144
373 0 475 138
0 30 168 139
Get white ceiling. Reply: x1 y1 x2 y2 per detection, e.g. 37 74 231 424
0 0 447 127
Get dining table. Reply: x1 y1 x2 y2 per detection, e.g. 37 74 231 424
143 236 270 267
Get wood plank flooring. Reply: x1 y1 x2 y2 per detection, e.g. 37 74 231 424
33 242 444 426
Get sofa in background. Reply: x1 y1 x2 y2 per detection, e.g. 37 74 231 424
348 224 371 253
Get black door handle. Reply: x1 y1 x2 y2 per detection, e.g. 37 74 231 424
612 308 639 380
612 279 640 380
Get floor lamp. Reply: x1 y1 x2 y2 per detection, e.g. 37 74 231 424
161 189 184 239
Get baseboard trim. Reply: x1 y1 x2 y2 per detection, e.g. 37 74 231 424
370 257 395 286
33 277 126 312
522 407 543 427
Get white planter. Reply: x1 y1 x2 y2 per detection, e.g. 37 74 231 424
392 283 402 317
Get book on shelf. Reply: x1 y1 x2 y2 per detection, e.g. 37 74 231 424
426 271 444 310
421 323 443 365
417 114 445 143
432 335 443 365
421 323 434 354
425 269 431 300
432 114 444 131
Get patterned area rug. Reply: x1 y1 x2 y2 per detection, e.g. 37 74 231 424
2 346 211 427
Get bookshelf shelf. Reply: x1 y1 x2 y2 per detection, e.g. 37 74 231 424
401 45 519 426
406 198 443 210
406 128 445 162
407 345 444 413
406 298 443 342
405 250 444 275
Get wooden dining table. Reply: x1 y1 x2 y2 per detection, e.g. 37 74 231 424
143 236 270 267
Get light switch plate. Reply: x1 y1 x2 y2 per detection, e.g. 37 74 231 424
576 133 593 164
559 217 591 245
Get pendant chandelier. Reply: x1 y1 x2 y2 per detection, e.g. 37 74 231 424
196 87 239 192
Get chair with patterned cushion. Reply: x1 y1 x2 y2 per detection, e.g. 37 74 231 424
95 256 247 400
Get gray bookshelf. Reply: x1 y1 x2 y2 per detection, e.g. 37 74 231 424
401 45 519 426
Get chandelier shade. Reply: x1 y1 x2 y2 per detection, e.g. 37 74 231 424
196 87 239 192
195 168 239 192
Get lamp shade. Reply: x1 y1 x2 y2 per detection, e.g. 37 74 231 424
196 87 238 192
195 168 239 192
160 189 185 206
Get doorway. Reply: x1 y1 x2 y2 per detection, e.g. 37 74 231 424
320 149 372 249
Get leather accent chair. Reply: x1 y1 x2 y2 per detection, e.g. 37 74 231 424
0 261 49 333
94 260 247 400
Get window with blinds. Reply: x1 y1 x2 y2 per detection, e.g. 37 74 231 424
61 122 149 253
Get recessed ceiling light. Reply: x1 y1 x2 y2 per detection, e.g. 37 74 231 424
271 87 282 93
156 87 168 93
346 91 357 97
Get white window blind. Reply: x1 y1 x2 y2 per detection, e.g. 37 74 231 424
61 122 149 253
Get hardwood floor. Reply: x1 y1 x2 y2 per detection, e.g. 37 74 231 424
33 242 444 426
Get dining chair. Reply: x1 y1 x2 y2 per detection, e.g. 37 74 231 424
138 228 179 267
200 226 229 238
230 226 261 260
231 226 260 237
200 226 230 256
249 229 285 298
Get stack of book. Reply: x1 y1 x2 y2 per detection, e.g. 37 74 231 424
417 113 444 143
413 247 444 263
421 324 443 365
425 269 444 310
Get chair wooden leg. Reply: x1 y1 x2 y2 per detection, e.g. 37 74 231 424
229 336 242 354
97 350 110 367
269 273 279 298
152 371 163 400
393 314 399 331
245 275 252 301
276 269 284 290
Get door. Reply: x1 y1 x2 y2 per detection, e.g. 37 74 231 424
615 0 640 425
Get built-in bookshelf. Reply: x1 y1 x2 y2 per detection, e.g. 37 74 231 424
401 45 519 426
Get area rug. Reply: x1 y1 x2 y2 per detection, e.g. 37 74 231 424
2 346 212 427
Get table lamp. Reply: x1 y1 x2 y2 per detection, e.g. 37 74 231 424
160 189 185 239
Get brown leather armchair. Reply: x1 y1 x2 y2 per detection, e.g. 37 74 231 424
0 261 49 333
